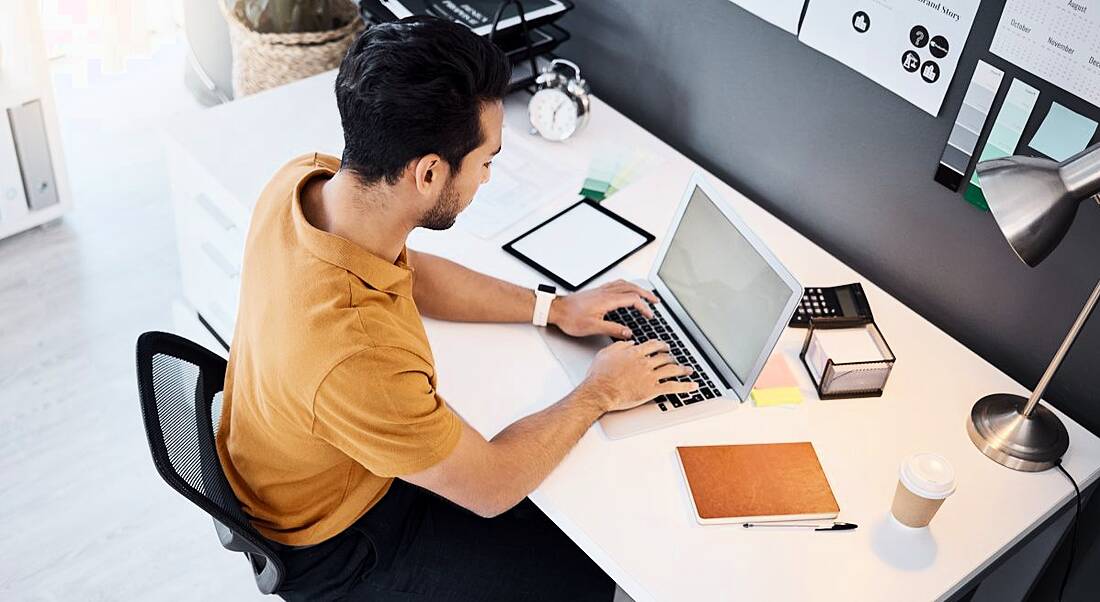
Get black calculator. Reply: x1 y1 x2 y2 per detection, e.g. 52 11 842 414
789 283 873 327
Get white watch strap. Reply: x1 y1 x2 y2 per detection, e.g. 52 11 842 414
532 286 556 327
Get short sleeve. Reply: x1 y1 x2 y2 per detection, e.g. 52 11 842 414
312 346 461 477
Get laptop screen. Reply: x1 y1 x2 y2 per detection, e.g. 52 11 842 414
656 186 794 384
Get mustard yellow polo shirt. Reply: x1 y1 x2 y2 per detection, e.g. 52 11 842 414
216 153 461 546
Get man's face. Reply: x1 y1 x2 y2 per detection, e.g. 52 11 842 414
419 101 504 230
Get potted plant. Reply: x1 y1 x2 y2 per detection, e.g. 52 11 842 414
221 0 363 96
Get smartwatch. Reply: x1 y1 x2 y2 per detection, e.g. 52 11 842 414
532 284 557 327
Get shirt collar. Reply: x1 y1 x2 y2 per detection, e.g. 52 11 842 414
291 154 413 297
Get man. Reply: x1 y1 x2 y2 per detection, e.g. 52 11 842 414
216 16 697 601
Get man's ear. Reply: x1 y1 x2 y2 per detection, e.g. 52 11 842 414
412 153 448 195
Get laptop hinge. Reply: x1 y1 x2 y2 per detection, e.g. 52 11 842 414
651 289 733 391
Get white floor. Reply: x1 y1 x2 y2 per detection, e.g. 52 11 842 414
0 38 265 600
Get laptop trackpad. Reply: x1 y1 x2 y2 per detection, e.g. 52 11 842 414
538 327 611 386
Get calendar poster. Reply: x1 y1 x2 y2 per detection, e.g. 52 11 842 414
990 0 1100 107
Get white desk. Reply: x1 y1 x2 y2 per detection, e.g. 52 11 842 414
163 71 1100 601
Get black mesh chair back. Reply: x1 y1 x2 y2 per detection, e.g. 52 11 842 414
135 331 284 595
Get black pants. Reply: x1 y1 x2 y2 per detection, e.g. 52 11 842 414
275 479 615 601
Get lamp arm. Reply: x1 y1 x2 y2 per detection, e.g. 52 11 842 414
1023 278 1100 416
1061 142 1100 200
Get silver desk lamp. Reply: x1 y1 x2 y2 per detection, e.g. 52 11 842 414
968 142 1100 472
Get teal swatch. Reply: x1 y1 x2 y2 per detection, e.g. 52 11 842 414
1029 102 1098 161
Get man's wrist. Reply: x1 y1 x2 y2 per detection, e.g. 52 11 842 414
572 379 612 416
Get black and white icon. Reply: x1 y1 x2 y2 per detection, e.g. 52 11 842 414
929 35 949 58
852 11 870 33
910 25 929 48
921 60 940 83
902 50 921 73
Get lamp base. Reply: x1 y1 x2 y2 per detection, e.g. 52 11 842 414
967 394 1069 472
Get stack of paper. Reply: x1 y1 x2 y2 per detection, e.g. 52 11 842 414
750 355 802 407
805 325 890 390
457 127 576 239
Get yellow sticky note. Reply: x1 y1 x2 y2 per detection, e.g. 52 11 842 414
751 354 803 406
751 386 803 407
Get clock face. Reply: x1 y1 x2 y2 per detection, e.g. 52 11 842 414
528 88 579 142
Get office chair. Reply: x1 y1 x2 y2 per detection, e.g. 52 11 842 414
135 331 284 595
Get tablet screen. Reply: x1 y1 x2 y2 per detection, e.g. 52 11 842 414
505 201 652 290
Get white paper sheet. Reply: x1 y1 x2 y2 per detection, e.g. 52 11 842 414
799 0 981 116
727 0 807 34
813 327 888 364
990 0 1100 108
454 126 576 240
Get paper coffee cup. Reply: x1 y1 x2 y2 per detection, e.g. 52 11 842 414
891 453 957 528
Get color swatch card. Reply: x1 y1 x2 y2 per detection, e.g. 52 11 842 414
935 61 1005 192
1029 102 1098 161
579 146 663 202
799 0 981 116
965 78 1040 210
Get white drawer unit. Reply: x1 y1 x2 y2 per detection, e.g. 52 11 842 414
161 69 344 350
167 145 247 347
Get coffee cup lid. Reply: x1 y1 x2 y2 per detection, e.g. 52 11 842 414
899 453 957 499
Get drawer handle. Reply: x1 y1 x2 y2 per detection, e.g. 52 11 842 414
195 192 237 232
201 241 240 278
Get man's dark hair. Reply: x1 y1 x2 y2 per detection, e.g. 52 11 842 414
335 16 511 186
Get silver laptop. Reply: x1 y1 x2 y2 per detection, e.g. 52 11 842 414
540 173 802 439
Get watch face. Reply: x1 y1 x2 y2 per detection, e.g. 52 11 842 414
529 88 578 142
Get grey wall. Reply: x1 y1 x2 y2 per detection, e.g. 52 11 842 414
559 0 1099 434
557 1 1098 598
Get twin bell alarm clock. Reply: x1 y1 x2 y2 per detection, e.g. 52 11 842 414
527 58 591 142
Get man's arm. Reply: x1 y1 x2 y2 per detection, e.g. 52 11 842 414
408 249 534 322
408 249 657 338
401 340 698 517
402 388 603 518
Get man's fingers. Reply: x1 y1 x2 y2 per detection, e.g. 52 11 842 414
606 279 659 303
635 340 669 356
647 352 677 369
621 282 659 304
602 293 653 318
627 295 654 318
654 363 693 380
598 322 633 340
659 379 700 395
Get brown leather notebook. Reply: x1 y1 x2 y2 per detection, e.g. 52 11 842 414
676 442 840 524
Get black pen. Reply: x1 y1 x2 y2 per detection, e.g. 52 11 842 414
742 521 858 531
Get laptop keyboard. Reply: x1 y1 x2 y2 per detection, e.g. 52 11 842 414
604 303 722 412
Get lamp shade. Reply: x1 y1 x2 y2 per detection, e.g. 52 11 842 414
976 143 1100 267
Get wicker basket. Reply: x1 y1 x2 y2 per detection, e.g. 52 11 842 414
222 1 364 97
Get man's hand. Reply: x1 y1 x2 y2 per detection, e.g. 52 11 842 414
549 280 660 339
580 340 698 413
